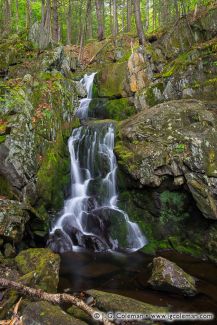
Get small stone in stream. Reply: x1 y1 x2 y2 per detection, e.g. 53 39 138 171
148 257 197 296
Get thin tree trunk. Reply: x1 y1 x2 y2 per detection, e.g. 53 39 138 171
133 0 146 45
126 0 132 32
4 0 11 34
95 0 104 41
109 0 113 34
113 0 118 37
145 0 150 30
15 0 19 32
86 0 93 39
52 0 59 42
67 0 72 44
0 278 114 325
26 0 32 32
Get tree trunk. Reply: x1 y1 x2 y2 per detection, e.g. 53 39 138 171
95 0 104 41
26 0 32 32
145 0 149 30
113 0 118 37
15 0 19 32
86 0 93 39
52 0 59 42
0 278 114 325
126 0 132 32
67 0 72 44
133 0 145 45
4 0 11 34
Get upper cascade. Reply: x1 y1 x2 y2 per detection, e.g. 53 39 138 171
48 73 147 253
76 72 97 120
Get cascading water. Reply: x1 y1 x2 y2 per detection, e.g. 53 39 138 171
48 73 147 253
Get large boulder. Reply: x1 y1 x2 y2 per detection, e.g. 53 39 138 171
87 289 168 314
148 257 197 296
15 248 60 293
116 99 217 220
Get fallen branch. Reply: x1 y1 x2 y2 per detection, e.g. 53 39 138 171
0 278 114 325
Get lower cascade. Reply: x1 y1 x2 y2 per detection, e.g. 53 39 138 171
48 73 147 253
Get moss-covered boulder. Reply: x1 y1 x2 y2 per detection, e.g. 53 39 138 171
89 97 136 120
87 289 168 315
15 248 60 293
95 62 129 98
116 99 217 220
0 199 29 244
148 257 197 296
22 301 87 325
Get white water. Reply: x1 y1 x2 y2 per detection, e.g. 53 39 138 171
50 73 147 252
76 73 97 119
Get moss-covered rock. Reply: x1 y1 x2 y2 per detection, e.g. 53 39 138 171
22 301 87 325
148 257 197 296
89 97 136 120
116 99 217 220
95 62 128 98
15 248 60 293
0 199 29 244
87 289 169 314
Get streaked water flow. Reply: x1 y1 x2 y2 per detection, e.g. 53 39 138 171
49 73 147 252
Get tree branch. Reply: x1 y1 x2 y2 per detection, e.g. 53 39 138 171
0 278 114 325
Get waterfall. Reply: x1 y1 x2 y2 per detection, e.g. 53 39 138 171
48 73 147 253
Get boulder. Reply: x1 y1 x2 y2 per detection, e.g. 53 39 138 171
148 257 197 296
116 99 217 220
0 199 29 243
22 301 87 325
15 248 60 293
87 289 168 314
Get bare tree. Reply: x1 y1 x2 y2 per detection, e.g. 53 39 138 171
133 0 146 45
67 0 72 44
26 0 32 31
126 0 132 32
95 0 104 41
113 0 118 36
52 0 59 42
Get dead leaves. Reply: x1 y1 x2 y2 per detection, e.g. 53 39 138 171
0 298 23 325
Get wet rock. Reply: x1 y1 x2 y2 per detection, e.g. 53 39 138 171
148 257 197 296
15 248 60 293
0 199 29 243
22 301 87 325
116 99 217 220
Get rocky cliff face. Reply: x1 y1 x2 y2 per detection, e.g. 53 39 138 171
0 38 82 252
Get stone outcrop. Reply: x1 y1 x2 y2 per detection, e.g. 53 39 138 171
148 257 197 296
116 99 217 220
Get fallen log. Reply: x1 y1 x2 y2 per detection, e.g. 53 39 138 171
0 278 114 325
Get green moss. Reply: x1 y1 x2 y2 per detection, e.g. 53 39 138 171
36 134 70 215
96 62 127 98
145 83 164 107
168 236 203 257
89 98 136 121
15 248 60 293
160 191 189 225
0 134 6 143
141 240 171 255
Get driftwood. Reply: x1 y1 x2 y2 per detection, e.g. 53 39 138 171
0 278 114 325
